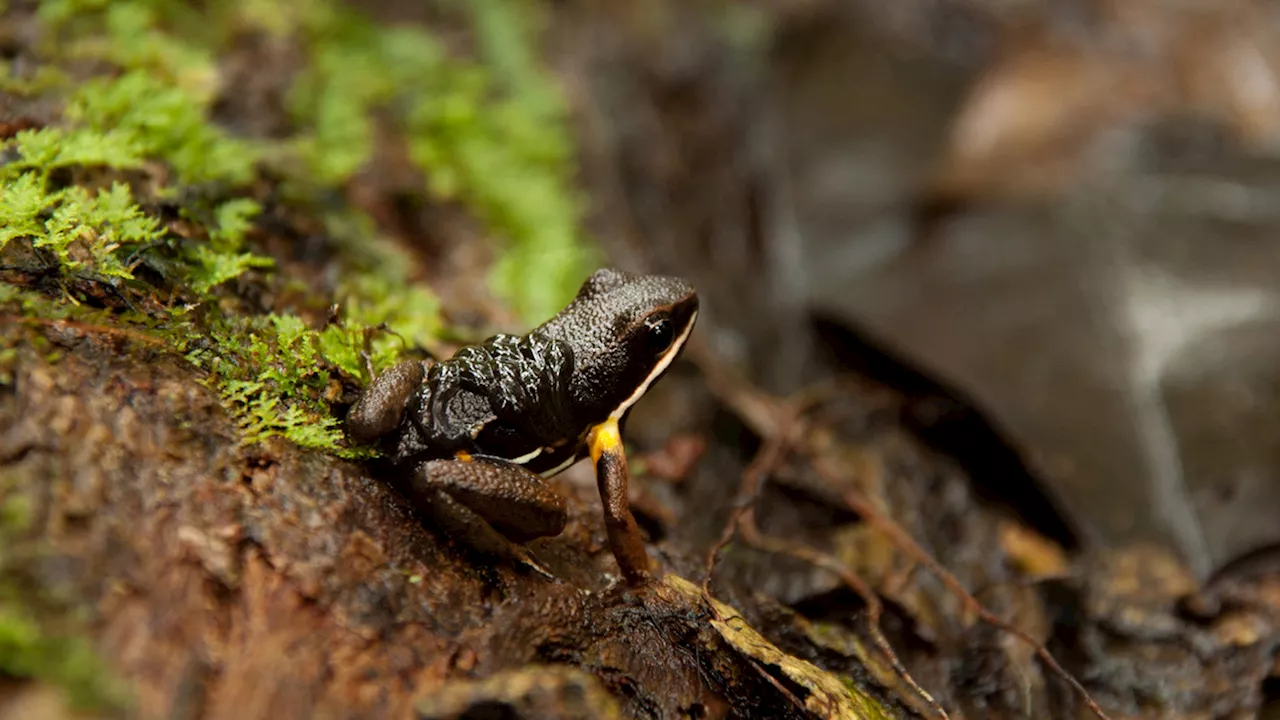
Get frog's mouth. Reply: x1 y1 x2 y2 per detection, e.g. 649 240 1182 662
608 309 698 422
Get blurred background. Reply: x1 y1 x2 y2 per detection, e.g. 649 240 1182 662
6 0 1280 717
572 0 1280 582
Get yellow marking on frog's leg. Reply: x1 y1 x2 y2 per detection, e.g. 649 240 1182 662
587 418 652 585
588 420 622 463
455 451 473 462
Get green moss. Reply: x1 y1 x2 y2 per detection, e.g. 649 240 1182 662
0 38 323 452
0 603 128 712
187 198 275 293
284 9 410 186
317 210 442 382
32 0 596 321
179 211 441 457
64 69 260 186
184 313 361 456
0 61 70 96
2 126 145 176
286 0 598 323
0 477 129 713
459 0 599 323
0 347 16 386
3 0 600 456
0 493 30 534
38 0 220 98
1 125 268 295
0 170 160 283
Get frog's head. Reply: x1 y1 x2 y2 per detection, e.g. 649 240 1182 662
539 268 698 427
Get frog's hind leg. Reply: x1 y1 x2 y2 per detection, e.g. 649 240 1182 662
409 456 568 577
420 456 568 541
413 484 557 580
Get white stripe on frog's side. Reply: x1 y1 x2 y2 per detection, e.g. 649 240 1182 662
509 446 543 465
608 309 698 422
538 452 578 479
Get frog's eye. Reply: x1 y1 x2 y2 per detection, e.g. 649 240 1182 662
644 313 675 355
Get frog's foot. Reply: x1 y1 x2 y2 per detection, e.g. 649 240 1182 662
588 419 654 586
410 456 568 578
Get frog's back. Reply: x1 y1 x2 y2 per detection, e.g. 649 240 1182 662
393 335 586 478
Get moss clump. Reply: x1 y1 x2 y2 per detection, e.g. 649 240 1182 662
316 209 442 382
0 16 406 456
0 124 144 177
1 126 150 284
1 175 157 282
0 64 269 291
37 0 220 98
39 0 601 323
186 313 350 453
0 112 345 457
1 127 272 298
0 348 17 386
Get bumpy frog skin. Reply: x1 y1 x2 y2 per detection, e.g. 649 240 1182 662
347 268 699 584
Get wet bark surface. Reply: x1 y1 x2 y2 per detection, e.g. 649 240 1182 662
5 310 1279 718
0 323 902 719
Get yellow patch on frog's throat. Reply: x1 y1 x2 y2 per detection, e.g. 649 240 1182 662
608 309 698 422
588 419 623 464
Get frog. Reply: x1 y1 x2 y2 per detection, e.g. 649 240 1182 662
346 268 699 585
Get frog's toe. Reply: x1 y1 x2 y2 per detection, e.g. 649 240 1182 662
518 553 560 583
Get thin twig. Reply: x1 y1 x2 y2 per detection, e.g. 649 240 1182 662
693 363 947 717
0 314 167 347
825 461 1112 720
699 415 796 589
698 375 841 587
738 511 949 719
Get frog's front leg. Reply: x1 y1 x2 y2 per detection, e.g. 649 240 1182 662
587 418 653 585
408 455 568 576
346 360 428 442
